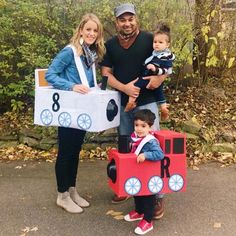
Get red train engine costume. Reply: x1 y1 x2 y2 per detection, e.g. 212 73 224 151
107 130 186 197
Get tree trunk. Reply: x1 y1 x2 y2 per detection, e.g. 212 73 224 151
193 0 208 83
193 0 220 83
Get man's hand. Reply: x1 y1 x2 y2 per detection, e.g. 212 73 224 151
143 74 167 90
123 78 140 97
101 66 140 97
137 153 146 163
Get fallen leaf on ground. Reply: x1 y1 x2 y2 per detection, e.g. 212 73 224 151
110 211 123 216
106 210 114 215
22 227 30 232
192 166 200 171
213 222 221 228
21 226 39 233
114 215 124 220
30 226 38 232
15 166 22 169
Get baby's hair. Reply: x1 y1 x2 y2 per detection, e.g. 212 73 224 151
134 109 156 127
154 22 171 42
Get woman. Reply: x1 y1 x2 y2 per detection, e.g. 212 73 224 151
46 13 105 213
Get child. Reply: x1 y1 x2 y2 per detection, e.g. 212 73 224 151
124 109 164 235
124 22 175 121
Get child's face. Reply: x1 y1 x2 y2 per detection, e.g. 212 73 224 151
134 119 152 138
153 33 170 51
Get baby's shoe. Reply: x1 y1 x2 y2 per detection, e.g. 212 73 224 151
57 191 83 213
160 109 169 121
134 219 153 235
124 210 144 222
69 187 90 208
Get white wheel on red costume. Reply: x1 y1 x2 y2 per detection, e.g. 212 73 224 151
77 113 92 130
168 174 184 192
124 177 141 195
148 176 163 194
40 109 53 125
58 112 71 127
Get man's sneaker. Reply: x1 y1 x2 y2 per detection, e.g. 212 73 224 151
111 194 130 204
153 197 164 219
134 219 153 235
124 210 144 222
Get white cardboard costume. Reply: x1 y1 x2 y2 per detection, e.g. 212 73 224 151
34 46 120 132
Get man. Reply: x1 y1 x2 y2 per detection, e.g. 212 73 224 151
101 3 166 220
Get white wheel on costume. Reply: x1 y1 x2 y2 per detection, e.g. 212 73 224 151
124 177 141 195
58 112 71 127
40 109 53 125
168 174 184 192
148 176 163 194
77 113 92 130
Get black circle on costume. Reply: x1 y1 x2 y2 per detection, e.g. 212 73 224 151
106 99 118 121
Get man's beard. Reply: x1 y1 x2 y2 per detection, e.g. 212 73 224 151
120 30 134 36
117 27 139 49
119 27 138 39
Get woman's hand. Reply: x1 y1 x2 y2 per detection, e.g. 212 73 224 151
72 84 90 94
123 78 140 97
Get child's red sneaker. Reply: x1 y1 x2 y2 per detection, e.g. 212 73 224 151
124 210 144 222
134 219 153 235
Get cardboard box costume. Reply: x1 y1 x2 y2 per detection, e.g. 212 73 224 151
107 130 186 196
34 46 120 132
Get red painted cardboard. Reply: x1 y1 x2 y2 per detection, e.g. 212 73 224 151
108 130 186 196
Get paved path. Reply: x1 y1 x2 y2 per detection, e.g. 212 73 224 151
0 160 235 236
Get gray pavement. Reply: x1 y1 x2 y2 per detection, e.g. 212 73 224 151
0 160 236 236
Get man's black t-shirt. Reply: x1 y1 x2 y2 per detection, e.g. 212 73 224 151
101 31 157 106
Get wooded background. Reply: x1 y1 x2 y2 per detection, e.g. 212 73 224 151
0 0 235 113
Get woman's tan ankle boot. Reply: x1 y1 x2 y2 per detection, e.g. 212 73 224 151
57 191 83 213
69 187 90 208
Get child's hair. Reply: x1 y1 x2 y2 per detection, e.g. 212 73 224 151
134 109 156 127
154 22 171 43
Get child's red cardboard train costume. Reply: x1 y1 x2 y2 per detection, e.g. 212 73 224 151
107 130 187 197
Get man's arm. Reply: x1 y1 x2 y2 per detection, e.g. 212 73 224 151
143 74 168 90
101 66 140 97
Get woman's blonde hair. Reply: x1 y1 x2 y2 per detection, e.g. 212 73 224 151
70 13 105 60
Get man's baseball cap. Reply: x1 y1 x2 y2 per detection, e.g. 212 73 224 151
114 3 136 18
